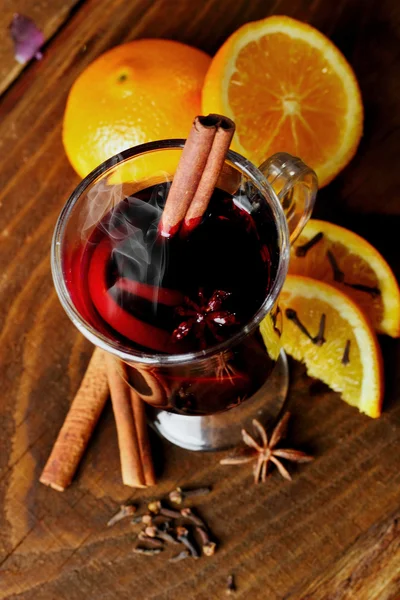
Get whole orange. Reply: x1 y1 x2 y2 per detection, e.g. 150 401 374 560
63 39 211 178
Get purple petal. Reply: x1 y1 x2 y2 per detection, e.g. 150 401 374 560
9 13 44 64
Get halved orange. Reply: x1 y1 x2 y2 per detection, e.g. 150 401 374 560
289 219 400 337
279 275 383 418
202 15 363 187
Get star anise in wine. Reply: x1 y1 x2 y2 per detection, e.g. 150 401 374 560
215 351 237 382
172 289 238 348
220 412 313 484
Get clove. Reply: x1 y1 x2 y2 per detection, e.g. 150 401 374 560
133 547 163 556
341 339 351 365
160 506 183 519
176 526 200 559
169 549 191 563
169 486 212 505
226 574 236 595
145 525 179 545
295 232 323 257
271 305 282 337
314 313 326 346
137 531 164 547
327 251 381 297
327 250 345 282
107 504 137 527
285 308 325 346
344 281 381 296
180 507 207 529
147 501 183 519
195 526 217 556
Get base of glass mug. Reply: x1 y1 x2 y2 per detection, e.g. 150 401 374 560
149 350 289 451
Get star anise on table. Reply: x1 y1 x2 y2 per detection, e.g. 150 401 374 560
220 412 313 484
172 289 238 348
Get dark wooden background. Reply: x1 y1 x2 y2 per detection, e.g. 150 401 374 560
1 0 400 598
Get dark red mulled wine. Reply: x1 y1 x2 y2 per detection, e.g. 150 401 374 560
67 182 279 415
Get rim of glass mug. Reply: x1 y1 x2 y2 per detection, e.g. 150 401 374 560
51 139 290 366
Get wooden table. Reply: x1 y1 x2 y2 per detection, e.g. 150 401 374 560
1 1 399 598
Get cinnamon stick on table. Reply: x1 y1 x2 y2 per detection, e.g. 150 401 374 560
159 114 235 238
106 354 146 488
130 388 156 486
40 347 109 492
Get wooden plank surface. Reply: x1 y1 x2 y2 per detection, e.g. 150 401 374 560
0 0 82 97
0 0 400 598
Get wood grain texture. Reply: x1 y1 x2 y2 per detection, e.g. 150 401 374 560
0 0 83 97
0 0 400 598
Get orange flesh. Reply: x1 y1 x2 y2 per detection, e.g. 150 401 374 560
229 33 348 167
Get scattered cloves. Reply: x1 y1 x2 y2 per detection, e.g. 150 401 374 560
169 486 212 505
169 549 191 563
195 526 217 556
123 491 216 562
107 504 137 527
176 526 200 559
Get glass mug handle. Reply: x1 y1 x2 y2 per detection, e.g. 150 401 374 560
258 152 318 243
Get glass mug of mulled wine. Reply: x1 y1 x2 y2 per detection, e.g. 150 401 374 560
52 141 317 450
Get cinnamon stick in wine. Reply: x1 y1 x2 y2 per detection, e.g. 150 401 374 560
106 354 146 487
40 347 109 491
181 115 235 236
159 114 235 238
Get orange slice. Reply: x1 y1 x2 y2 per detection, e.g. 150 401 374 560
278 275 383 418
289 219 400 337
202 15 363 187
